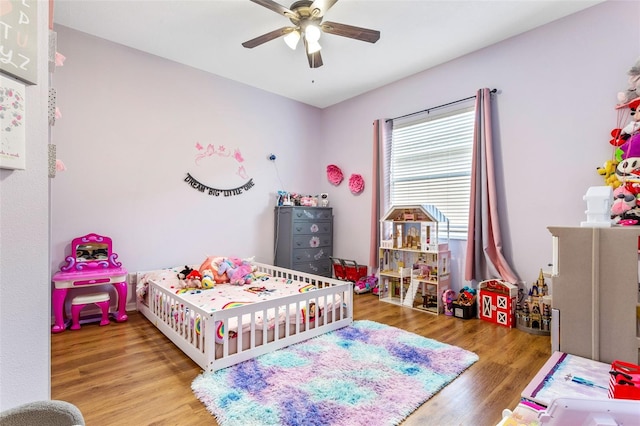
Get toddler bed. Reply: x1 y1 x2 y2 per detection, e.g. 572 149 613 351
136 258 353 372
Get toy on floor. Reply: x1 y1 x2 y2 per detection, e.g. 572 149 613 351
331 257 368 282
515 269 551 335
354 275 378 294
442 289 456 316
452 286 478 319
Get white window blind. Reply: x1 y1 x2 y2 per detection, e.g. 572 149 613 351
390 107 475 239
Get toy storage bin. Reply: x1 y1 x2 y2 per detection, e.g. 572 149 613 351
453 300 476 319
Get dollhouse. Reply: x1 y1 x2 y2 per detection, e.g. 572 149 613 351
377 205 450 314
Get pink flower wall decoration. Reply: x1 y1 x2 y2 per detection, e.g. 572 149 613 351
326 164 344 186
349 174 365 194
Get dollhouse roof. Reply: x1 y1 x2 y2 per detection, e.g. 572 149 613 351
381 205 449 224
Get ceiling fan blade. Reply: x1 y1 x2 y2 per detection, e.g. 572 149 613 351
308 0 338 18
249 0 298 19
321 21 380 43
242 27 294 48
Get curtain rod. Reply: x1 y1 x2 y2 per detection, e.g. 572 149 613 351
387 88 498 122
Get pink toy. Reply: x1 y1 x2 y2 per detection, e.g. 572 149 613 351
51 233 128 333
354 275 378 294
611 186 636 223
230 263 254 285
442 289 456 316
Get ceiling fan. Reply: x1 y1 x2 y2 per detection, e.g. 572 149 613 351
242 0 380 68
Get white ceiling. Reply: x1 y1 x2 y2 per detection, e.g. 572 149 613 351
53 0 603 109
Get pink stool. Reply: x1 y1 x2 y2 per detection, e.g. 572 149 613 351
71 292 110 330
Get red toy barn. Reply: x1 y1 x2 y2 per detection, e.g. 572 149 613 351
479 279 517 328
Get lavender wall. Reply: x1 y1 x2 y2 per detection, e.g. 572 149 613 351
51 0 638 295
319 0 640 290
51 26 322 274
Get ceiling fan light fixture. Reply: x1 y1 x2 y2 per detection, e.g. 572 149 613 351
306 40 322 54
304 24 321 43
284 30 300 50
243 0 380 69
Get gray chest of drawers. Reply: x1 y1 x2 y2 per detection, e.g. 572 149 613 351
274 206 333 277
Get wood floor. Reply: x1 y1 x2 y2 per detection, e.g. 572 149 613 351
51 293 552 426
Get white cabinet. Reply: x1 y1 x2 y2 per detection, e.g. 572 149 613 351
377 205 451 314
548 226 640 365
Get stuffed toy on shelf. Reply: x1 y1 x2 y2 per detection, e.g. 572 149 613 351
617 57 640 106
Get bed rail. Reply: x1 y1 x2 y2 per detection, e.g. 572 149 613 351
137 264 353 372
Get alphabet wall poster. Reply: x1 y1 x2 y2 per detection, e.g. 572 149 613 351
0 74 26 170
0 0 38 84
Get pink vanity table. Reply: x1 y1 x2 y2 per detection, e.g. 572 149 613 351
51 233 128 333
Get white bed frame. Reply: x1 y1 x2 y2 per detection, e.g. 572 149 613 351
136 262 353 372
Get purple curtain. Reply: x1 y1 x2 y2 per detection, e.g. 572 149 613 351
369 119 392 271
465 88 518 283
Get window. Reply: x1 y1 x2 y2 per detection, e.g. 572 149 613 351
390 106 475 239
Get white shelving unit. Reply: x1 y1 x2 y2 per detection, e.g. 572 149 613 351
377 205 451 314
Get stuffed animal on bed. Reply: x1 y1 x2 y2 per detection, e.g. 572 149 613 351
216 258 236 278
201 269 215 289
178 269 203 289
187 270 202 288
229 263 254 285
177 265 193 280
198 256 257 285
199 256 231 283
177 266 194 289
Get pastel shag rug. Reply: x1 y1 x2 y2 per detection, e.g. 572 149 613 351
192 320 478 426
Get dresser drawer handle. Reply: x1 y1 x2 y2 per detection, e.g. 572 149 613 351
74 278 111 286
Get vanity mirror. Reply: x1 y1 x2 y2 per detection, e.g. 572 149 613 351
61 233 122 271
76 242 108 261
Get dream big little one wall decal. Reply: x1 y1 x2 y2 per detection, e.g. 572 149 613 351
184 142 254 197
